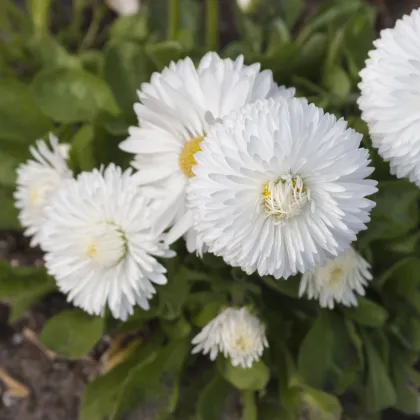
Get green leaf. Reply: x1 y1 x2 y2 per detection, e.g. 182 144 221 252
341 297 388 327
298 2 361 43
0 78 52 144
298 311 333 388
104 42 152 119
191 301 224 327
260 276 299 298
161 315 192 339
146 41 183 70
362 180 420 243
282 0 304 28
80 331 164 420
32 68 119 123
79 50 104 76
0 150 20 187
26 35 79 70
392 351 420 415
158 267 192 320
298 386 342 420
344 9 375 78
39 309 104 359
362 332 396 413
109 339 189 419
323 65 351 99
110 13 148 42
0 262 56 321
69 125 95 171
196 372 232 420
390 315 420 351
219 359 270 391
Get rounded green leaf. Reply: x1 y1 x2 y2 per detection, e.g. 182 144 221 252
0 79 52 143
341 297 388 327
104 42 152 118
362 332 396 413
196 372 232 420
219 359 270 391
298 311 333 388
39 309 104 359
32 68 119 123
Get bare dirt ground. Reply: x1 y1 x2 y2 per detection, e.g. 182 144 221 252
1 1 420 419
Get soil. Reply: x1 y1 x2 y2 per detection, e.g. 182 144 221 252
2 0 420 419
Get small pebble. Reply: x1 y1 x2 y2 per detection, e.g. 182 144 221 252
2 391 19 408
12 333 23 346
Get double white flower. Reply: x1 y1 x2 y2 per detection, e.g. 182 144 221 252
192 307 268 368
14 134 73 247
41 164 175 320
188 98 377 278
299 246 373 308
120 52 295 254
359 8 420 187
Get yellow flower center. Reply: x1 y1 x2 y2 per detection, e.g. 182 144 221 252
234 335 251 352
327 267 344 286
29 189 41 206
262 175 308 221
86 241 99 258
179 136 204 178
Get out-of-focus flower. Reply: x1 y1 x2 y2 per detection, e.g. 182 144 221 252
119 52 295 254
192 307 268 368
188 98 377 279
105 0 140 16
14 134 72 247
42 164 175 320
358 8 420 187
299 246 372 308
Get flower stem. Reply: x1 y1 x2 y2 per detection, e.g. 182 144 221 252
206 0 218 51
168 0 179 41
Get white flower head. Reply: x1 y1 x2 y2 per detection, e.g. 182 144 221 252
358 8 420 186
188 98 377 279
299 246 372 308
119 52 295 254
237 0 255 13
192 307 268 368
42 164 175 320
105 0 140 16
14 134 73 247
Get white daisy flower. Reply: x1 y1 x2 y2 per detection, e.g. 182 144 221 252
105 0 140 16
299 246 372 308
14 134 73 247
188 98 377 279
41 164 175 320
358 8 420 186
119 52 295 254
192 307 268 368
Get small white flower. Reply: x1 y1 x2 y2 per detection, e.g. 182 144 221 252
105 0 140 16
42 164 175 320
299 246 372 308
119 52 295 254
188 98 377 279
192 307 268 368
358 8 420 187
14 134 73 247
237 0 256 13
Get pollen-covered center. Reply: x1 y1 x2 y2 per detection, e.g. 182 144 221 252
179 136 204 178
234 335 252 352
328 266 345 286
84 224 128 268
262 175 308 220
